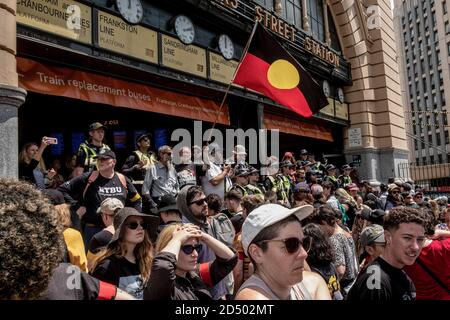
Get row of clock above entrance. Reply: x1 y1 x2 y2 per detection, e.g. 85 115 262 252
116 0 235 60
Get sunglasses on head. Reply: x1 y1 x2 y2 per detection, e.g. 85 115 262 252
189 198 207 206
258 236 312 254
125 221 148 230
181 244 203 255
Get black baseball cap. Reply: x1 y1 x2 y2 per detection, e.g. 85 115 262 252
89 122 107 131
136 133 152 143
93 149 116 160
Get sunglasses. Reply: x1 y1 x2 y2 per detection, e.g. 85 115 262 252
189 198 207 206
258 236 312 254
125 221 148 230
181 244 203 255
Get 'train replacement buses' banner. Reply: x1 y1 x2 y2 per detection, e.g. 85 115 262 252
17 57 230 125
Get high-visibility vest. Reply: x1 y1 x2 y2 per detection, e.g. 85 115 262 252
78 141 110 171
245 183 264 196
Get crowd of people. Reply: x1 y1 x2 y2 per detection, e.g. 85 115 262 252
3 122 449 300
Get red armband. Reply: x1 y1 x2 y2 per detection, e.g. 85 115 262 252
97 281 117 300
199 262 213 287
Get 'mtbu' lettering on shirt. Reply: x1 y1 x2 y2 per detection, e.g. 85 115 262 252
98 186 123 195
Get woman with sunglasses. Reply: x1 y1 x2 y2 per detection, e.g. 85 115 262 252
144 223 237 300
91 207 159 299
235 203 315 300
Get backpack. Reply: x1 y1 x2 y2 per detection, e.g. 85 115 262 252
82 171 128 199
209 213 235 247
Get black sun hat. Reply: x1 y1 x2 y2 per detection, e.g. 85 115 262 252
109 207 160 245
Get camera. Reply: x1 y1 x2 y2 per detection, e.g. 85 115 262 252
45 137 58 145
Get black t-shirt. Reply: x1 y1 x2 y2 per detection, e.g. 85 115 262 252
40 263 100 300
230 212 245 234
346 257 416 301
88 229 113 254
58 172 141 225
19 159 39 184
310 262 344 300
91 255 144 300
175 163 205 188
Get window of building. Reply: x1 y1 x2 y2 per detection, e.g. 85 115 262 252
425 96 429 109
422 141 426 148
430 155 435 163
431 79 436 90
443 0 448 14
437 132 441 145
438 153 443 163
439 71 444 86
442 90 447 106
414 140 419 150
446 21 450 34
414 125 417 135
280 0 302 30
423 156 427 164
432 12 437 25
444 115 448 125
307 0 325 42
445 130 450 144
328 8 341 53
433 94 437 105
409 11 413 21
416 157 420 165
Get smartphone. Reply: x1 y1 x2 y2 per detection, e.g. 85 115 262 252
46 137 58 145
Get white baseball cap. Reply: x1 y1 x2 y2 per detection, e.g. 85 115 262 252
96 197 124 214
241 204 314 256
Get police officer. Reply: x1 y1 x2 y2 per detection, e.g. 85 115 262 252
245 166 265 196
229 164 251 198
339 164 353 188
276 160 294 207
324 163 340 190
74 122 111 176
121 133 156 195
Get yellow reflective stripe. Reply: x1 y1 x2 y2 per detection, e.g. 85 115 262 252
130 193 141 202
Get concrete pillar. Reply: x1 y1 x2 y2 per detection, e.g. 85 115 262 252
0 0 28 178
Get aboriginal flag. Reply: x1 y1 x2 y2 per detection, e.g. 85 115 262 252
233 23 328 118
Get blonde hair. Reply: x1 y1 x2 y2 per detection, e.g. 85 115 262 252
19 143 47 172
154 224 182 253
92 224 154 283
335 188 358 207
54 204 72 228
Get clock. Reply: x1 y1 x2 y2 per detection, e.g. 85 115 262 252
174 15 195 45
337 88 345 103
116 0 143 24
218 34 234 60
322 80 330 97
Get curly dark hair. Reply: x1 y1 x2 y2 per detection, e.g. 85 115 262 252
384 206 426 232
0 179 64 299
309 204 338 226
303 223 334 266
186 185 204 205
206 193 223 213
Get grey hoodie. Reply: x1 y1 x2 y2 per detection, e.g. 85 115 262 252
177 185 209 229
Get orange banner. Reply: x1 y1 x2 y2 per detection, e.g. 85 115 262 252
264 113 333 142
17 57 230 125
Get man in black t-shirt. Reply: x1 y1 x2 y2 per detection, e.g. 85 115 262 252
347 207 426 300
58 149 142 248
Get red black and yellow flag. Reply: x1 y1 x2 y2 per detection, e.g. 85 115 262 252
233 23 328 118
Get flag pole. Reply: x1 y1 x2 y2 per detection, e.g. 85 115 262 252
206 21 259 143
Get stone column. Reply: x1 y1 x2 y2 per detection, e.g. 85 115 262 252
302 0 310 32
0 0 27 178
331 0 409 182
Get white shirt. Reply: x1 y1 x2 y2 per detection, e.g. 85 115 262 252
201 162 231 199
